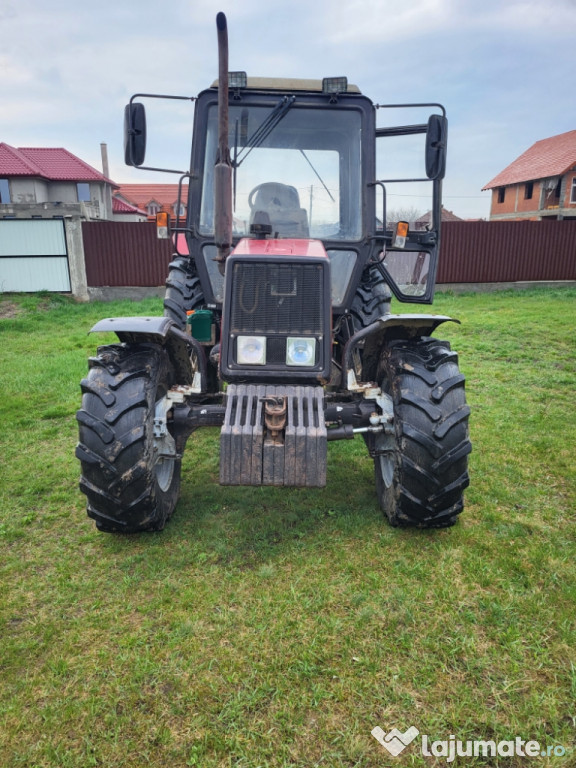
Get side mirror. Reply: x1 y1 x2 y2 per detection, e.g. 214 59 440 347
124 103 147 167
425 114 448 180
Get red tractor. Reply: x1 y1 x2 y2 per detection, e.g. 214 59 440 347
77 13 471 532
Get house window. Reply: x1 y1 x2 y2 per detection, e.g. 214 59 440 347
173 202 186 216
497 188 505 204
571 178 576 204
554 179 562 198
77 183 91 202
147 201 161 215
524 181 534 200
0 179 11 204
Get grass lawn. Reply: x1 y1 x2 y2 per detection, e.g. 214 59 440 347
0 287 575 767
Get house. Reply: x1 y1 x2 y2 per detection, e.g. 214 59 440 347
482 130 576 221
114 184 188 221
0 143 117 220
414 206 465 230
111 196 148 222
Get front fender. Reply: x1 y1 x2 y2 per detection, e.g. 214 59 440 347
90 316 206 390
342 313 460 390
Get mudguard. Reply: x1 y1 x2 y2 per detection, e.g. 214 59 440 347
89 316 206 390
342 313 460 390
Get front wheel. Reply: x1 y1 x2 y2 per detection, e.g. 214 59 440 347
375 337 471 528
76 343 181 533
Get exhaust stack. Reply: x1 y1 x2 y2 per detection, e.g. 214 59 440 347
214 11 233 274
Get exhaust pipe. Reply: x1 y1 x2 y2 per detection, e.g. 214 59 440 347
214 11 233 275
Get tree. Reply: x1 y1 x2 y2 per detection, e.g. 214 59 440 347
386 206 423 226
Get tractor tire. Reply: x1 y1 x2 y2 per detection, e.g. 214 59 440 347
349 266 391 331
375 337 471 528
76 343 181 533
163 255 204 330
163 254 220 392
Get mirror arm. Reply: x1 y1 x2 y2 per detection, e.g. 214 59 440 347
129 93 196 105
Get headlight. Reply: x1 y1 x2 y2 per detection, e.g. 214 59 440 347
286 337 316 367
237 335 266 365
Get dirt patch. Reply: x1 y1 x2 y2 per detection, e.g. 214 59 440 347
0 301 22 319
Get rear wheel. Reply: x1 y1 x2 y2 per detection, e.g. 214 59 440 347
375 337 471 527
163 255 204 330
349 265 391 331
336 266 392 375
163 254 220 391
76 343 181 533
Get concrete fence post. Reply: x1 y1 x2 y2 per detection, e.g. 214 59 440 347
64 217 89 302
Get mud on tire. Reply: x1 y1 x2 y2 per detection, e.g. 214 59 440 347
76 343 181 533
375 337 471 528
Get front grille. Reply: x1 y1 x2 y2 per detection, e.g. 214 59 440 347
230 261 325 335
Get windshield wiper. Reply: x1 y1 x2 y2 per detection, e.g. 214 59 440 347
234 95 296 167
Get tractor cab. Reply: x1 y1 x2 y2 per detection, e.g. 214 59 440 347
125 74 448 309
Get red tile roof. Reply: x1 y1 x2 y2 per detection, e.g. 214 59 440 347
0 143 116 185
116 184 189 219
112 196 147 216
483 130 576 190
0 143 43 175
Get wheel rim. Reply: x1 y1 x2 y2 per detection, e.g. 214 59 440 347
153 395 177 493
154 454 175 492
374 424 395 489
378 451 394 488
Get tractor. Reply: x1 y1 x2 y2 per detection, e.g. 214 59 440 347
76 12 471 533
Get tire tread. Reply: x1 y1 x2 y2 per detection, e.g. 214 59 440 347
376 336 471 527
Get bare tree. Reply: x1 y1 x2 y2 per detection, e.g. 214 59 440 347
386 206 423 225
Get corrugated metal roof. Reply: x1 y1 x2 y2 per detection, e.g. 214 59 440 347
0 143 116 185
483 130 576 189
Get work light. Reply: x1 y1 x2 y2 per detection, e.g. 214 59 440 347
229 71 248 89
322 77 348 94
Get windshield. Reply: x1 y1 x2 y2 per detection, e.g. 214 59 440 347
199 103 363 241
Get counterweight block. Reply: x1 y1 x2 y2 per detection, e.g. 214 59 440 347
220 384 327 487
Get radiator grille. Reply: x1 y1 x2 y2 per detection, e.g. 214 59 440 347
230 261 325 335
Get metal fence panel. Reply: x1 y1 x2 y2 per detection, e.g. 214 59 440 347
439 221 576 283
0 219 70 292
82 220 576 288
82 222 172 286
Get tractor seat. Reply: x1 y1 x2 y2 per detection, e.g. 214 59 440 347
248 182 309 238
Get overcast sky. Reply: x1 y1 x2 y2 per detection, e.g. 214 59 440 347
2 0 575 219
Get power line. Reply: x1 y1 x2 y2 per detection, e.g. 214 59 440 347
386 192 487 199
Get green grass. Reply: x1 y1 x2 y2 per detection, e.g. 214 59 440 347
0 287 575 767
